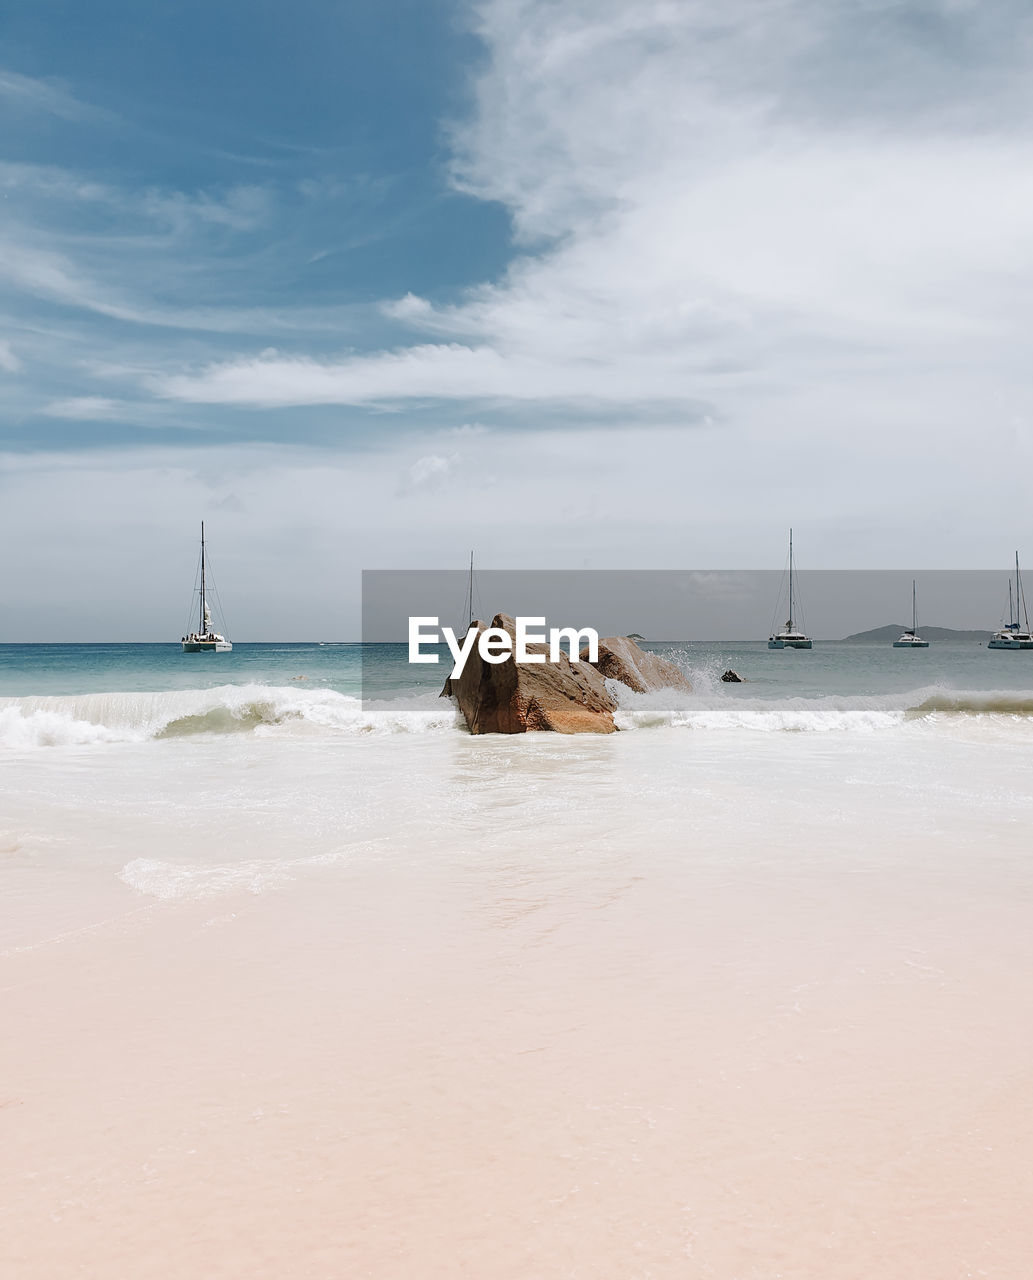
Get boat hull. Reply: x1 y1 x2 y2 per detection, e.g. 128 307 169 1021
988 638 1033 650
182 640 233 652
768 638 812 649
893 639 929 648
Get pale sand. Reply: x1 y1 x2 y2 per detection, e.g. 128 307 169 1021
4 838 1033 1279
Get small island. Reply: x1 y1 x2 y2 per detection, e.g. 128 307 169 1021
840 625 991 643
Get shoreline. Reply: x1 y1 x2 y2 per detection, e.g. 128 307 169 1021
3 725 1033 1274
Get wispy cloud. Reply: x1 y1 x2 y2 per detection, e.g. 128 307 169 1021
0 239 146 323
0 67 107 122
0 162 275 233
0 151 386 371
154 343 716 412
147 0 1033 423
398 452 459 494
41 396 123 420
0 232 372 338
0 338 21 372
139 183 273 233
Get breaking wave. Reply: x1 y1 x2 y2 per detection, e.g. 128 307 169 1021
0 684 461 748
5 682 1033 748
610 683 1033 734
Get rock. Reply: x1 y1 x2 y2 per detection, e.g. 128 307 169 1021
445 614 618 734
439 619 486 699
442 619 693 734
583 636 692 694
720 669 744 683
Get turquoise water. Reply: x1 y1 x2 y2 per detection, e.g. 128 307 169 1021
0 643 364 698
653 639 1033 700
1 639 1031 701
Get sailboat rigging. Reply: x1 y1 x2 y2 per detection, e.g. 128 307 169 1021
181 522 232 652
988 553 1033 650
892 580 929 648
460 551 476 633
768 529 812 649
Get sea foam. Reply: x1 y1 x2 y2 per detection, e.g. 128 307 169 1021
0 684 462 749
4 681 1033 749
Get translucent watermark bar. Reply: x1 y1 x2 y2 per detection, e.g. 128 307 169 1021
361 568 1026 703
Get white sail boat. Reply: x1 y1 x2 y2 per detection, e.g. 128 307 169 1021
988 553 1033 650
892 580 929 648
768 529 812 649
182 522 233 652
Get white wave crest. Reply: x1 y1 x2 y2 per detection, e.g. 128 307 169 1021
0 684 463 749
611 683 958 734
614 697 903 733
5 680 1033 749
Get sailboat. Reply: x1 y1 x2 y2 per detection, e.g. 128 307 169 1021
892 580 929 648
988 553 1033 650
181 522 233 652
768 529 812 649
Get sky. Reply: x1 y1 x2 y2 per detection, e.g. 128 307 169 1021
2 0 1033 639
363 570 1021 642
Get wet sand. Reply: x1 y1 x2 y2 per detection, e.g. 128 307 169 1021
4 777 1033 1279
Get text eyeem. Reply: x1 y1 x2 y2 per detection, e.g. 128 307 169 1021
409 617 600 680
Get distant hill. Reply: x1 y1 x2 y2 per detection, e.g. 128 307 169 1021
840 625 991 643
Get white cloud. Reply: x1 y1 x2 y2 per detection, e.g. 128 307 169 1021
399 453 458 494
140 183 273 233
2 422 1025 638
41 396 122 420
155 342 713 409
150 0 1033 434
0 162 274 234
0 68 105 122
6 0 1033 586
0 240 145 323
0 338 21 372
0 234 368 336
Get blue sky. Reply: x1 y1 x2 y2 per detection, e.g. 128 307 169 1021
1 0 510 450
3 1 1033 638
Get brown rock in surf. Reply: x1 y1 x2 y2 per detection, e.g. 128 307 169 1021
584 636 693 694
442 617 693 734
445 614 618 735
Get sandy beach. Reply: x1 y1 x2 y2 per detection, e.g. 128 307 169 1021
4 718 1033 1278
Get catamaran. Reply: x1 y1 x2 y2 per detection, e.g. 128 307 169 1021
988 553 1033 650
768 529 812 649
892 580 929 648
181 522 232 652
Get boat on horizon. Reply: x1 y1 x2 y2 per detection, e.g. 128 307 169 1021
988 553 1033 650
768 529 812 649
892 580 929 648
181 522 232 653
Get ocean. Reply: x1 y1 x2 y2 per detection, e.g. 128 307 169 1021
4 640 1033 1277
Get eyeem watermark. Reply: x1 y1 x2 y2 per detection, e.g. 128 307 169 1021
409 616 600 679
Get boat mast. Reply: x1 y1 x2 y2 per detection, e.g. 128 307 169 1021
912 579 917 633
468 551 474 628
788 528 794 629
1019 552 1031 632
200 521 206 635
